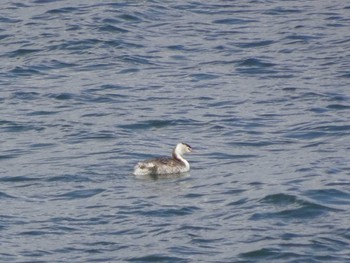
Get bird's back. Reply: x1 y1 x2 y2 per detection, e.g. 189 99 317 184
134 157 187 176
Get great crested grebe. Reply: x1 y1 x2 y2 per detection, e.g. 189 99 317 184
133 143 193 176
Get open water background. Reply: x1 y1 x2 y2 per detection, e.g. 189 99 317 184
1 0 350 262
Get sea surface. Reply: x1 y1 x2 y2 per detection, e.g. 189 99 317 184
1 0 350 262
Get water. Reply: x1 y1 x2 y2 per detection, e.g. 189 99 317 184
1 0 350 262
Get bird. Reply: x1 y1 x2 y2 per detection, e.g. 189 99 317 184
133 143 193 176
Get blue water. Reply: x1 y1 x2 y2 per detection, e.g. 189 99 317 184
1 0 350 262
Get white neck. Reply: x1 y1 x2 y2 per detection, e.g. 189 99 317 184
176 153 190 169
173 150 190 169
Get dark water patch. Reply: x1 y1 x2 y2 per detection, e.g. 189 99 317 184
195 97 215 106
98 24 128 33
85 204 109 210
285 34 321 44
237 40 275 48
0 152 21 160
339 72 350 78
314 235 350 251
263 70 295 79
128 254 187 263
50 225 79 232
141 205 200 218
264 7 304 15
236 58 278 75
19 230 54 237
53 188 105 200
101 17 123 24
251 193 339 220
66 130 116 142
53 246 83 254
261 193 300 206
166 44 186 51
184 192 205 199
18 250 52 261
199 59 238 67
119 55 154 65
9 66 45 76
8 2 30 8
326 181 350 188
284 123 350 140
248 181 264 187
27 110 58 116
81 112 111 118
46 174 93 183
324 92 350 102
85 87 129 95
309 107 329 113
83 241 118 248
239 247 278 260
39 59 77 70
229 140 273 148
0 191 16 199
210 152 258 160
325 167 344 175
207 100 240 108
0 253 14 262
189 73 220 82
46 6 78 14
0 176 40 182
223 188 247 196
169 244 212 256
301 141 327 149
325 22 347 28
254 97 289 105
33 0 62 3
76 61 116 72
0 121 44 133
316 124 350 132
49 92 75 100
291 91 330 101
109 226 145 236
119 119 196 130
30 143 55 149
0 16 22 23
79 93 129 104
250 205 331 221
227 197 249 207
282 87 298 92
11 91 41 100
212 18 257 25
0 34 10 41
48 39 105 52
119 68 140 74
8 48 41 58
304 189 350 206
327 104 350 110
238 58 276 68
118 13 142 22
100 84 130 90
50 216 90 225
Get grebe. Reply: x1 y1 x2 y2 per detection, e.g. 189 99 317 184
133 143 193 176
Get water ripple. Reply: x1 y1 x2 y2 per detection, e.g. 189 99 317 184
140 205 200 217
53 189 105 200
251 193 341 220
1 0 350 262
